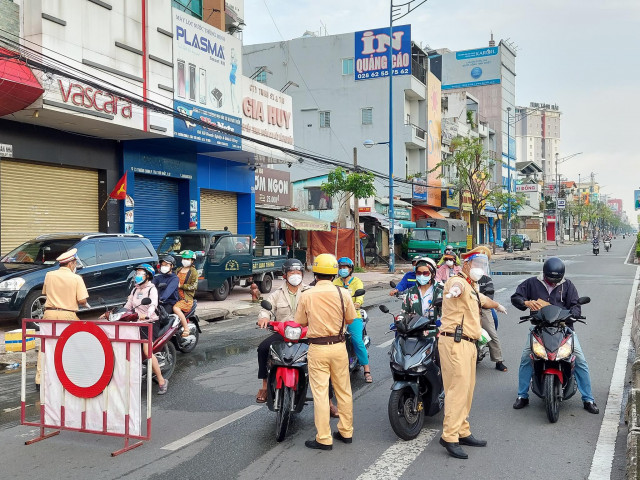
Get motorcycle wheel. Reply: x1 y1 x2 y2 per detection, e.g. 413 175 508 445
275 386 294 442
544 374 560 423
177 323 200 353
388 387 425 441
158 342 177 380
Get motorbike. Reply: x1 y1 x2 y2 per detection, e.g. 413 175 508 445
379 301 444 440
518 297 590 423
604 240 611 252
171 299 202 354
593 242 599 255
260 300 310 442
346 288 369 374
106 297 179 381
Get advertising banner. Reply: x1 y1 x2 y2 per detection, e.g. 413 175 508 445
354 25 411 81
412 178 427 200
254 167 291 207
426 72 442 207
242 79 293 149
635 190 640 210
172 9 242 147
442 46 501 90
516 184 540 193
174 100 241 149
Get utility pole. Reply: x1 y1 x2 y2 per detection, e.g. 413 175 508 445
353 147 361 268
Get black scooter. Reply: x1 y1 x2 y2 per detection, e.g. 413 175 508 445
379 301 444 440
518 297 590 423
593 242 599 255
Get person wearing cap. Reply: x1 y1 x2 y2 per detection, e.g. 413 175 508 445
172 250 199 337
438 245 508 459
401 257 443 324
437 245 461 267
295 253 358 451
389 257 419 296
152 255 188 337
36 249 89 388
435 253 462 283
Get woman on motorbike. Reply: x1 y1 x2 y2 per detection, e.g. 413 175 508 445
401 257 443 324
172 250 199 336
333 257 371 382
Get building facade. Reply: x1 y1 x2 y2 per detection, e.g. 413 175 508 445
515 102 561 183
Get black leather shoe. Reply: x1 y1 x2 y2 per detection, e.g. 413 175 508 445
305 440 332 451
513 397 529 409
495 362 508 372
439 438 468 459
584 401 600 414
459 434 487 447
332 431 352 444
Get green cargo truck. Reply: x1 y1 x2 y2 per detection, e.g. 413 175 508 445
407 218 467 260
158 230 287 301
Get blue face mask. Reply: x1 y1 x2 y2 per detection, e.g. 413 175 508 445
338 268 350 278
134 274 145 284
416 275 431 286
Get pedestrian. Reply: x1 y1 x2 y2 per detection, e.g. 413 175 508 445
510 257 598 414
438 246 508 459
295 253 358 450
35 248 89 389
477 272 508 372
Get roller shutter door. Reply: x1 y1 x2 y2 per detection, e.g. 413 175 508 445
0 160 98 253
200 189 237 233
255 219 266 255
134 175 180 248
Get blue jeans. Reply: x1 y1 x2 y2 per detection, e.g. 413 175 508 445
517 328 594 402
347 318 369 366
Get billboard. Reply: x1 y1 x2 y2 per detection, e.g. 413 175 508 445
174 100 241 149
172 8 242 147
607 198 623 214
636 190 640 210
442 46 501 90
412 178 427 200
354 25 411 81
254 167 291 207
242 79 293 149
426 71 442 207
516 184 540 193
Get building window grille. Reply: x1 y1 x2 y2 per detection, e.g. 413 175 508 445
255 71 267 84
342 58 354 75
362 108 373 125
320 111 331 128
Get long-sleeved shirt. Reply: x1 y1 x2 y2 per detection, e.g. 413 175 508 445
511 274 581 326
295 280 357 338
258 283 311 321
395 271 416 292
435 264 462 284
152 272 179 306
333 275 365 306
124 282 159 321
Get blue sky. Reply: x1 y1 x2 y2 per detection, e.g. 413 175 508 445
245 0 640 222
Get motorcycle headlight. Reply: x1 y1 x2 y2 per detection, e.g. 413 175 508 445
410 364 427 373
0 277 25 291
391 361 403 371
531 337 548 359
284 326 302 341
557 337 573 360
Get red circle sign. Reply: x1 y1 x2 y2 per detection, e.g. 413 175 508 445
54 322 115 398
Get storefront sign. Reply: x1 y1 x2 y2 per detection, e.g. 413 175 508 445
516 184 539 193
57 80 132 118
242 79 293 148
354 25 411 81
0 143 13 157
174 100 241 149
394 208 411 220
412 178 427 200
358 207 371 213
446 191 460 209
254 167 291 206
462 192 472 212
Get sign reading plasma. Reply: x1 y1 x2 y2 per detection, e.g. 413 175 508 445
354 25 411 81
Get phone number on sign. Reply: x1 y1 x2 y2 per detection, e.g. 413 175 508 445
357 69 410 80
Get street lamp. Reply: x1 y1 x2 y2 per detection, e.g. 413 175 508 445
363 139 390 265
554 152 583 246
506 107 513 252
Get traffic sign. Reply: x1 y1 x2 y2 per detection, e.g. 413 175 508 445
557 199 566 210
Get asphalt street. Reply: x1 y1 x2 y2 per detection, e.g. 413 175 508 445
0 238 636 480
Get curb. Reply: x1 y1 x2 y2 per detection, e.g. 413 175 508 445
628 269 640 480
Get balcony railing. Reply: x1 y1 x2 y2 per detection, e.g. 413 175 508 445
411 59 426 84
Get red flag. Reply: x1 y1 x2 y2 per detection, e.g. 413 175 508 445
109 173 127 200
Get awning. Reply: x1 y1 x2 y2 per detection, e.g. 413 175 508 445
359 210 407 234
0 48 44 116
412 205 445 220
398 220 416 229
255 208 331 231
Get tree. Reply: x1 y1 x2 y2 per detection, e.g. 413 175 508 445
431 136 495 247
321 167 376 257
485 188 526 254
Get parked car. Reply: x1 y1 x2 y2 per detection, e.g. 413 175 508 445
0 233 157 325
503 233 532 251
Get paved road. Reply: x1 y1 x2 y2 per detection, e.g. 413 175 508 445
0 238 635 479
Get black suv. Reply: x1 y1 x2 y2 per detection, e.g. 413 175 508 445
0 233 157 325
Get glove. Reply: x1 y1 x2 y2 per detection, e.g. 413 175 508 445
496 304 507 315
446 285 462 298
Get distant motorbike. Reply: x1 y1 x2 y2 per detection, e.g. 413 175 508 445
379 301 444 440
518 297 590 423
604 240 611 252
593 243 599 255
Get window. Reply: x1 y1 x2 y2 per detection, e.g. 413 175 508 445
255 71 267 84
172 0 202 19
320 111 330 128
307 187 332 210
125 240 153 260
76 242 97 266
362 107 373 125
97 241 124 264
342 58 354 75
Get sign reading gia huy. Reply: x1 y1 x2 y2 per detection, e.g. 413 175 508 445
254 167 291 207
242 79 293 149
354 25 411 81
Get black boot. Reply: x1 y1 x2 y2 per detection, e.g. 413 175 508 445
459 434 487 447
583 401 599 414
305 440 332 451
439 438 468 459
513 397 529 409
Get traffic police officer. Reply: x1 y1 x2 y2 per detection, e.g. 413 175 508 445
438 245 507 459
295 253 358 450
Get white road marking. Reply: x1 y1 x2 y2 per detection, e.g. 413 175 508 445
3 405 23 413
495 288 506 293
588 265 639 479
377 338 394 349
624 241 636 266
356 429 438 480
161 405 263 451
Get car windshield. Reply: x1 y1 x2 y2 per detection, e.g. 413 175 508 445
411 229 442 242
158 234 208 256
1 239 78 264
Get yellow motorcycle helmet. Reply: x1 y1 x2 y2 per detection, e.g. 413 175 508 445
312 253 339 275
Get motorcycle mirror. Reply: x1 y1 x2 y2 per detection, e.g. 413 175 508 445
577 296 591 305
390 281 397 288
432 298 443 307
141 298 152 306
353 289 366 297
97 297 105 305
261 300 273 311
379 305 390 313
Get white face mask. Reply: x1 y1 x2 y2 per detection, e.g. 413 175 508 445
160 265 170 274
445 260 454 267
288 274 303 286
182 259 192 267
469 268 484 281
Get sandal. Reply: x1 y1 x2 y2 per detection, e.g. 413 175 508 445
364 371 373 383
182 328 191 338
256 388 268 403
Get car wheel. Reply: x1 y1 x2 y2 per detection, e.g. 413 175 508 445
527 244 531 250
19 291 47 326
212 279 230 301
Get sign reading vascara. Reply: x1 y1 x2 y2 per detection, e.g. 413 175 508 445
354 25 411 81
254 167 291 206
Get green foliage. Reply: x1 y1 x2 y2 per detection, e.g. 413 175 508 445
321 167 376 199
354 266 366 273
485 188 526 251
